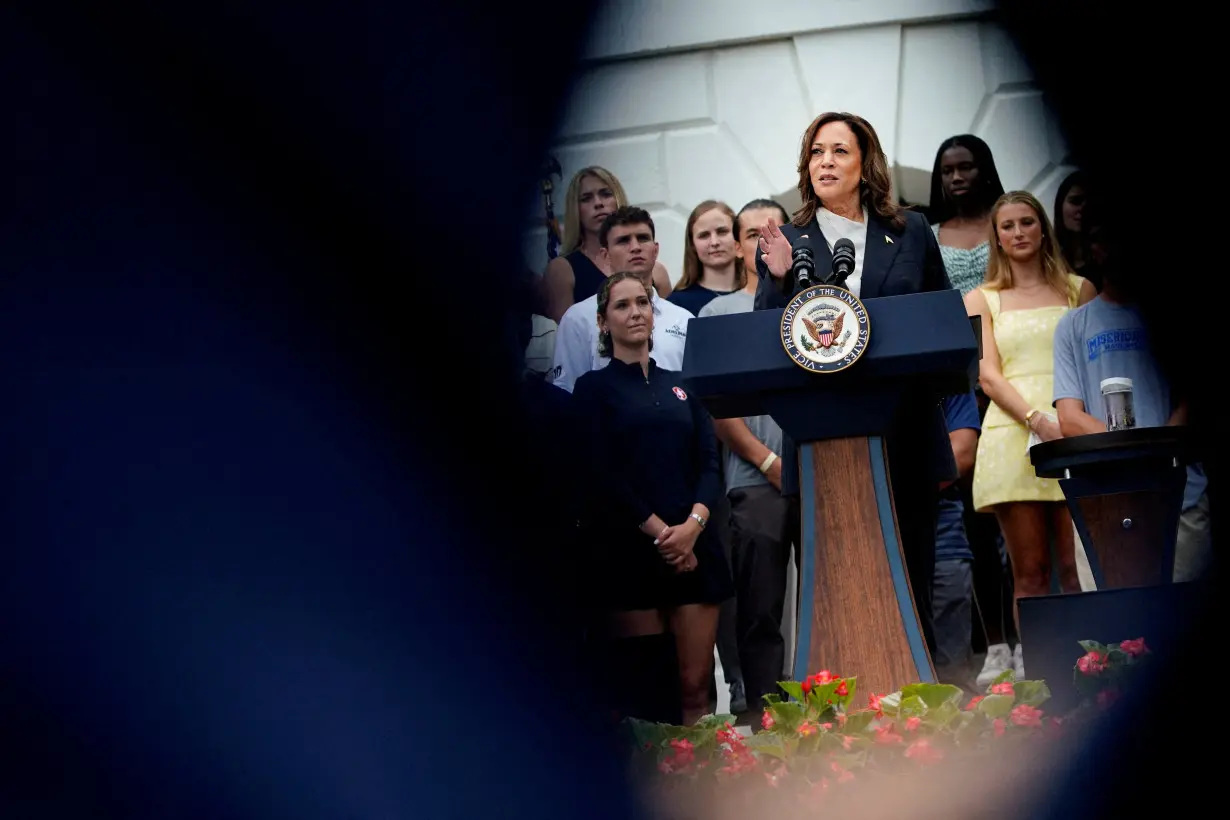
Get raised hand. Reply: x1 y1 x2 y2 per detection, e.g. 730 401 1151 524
757 218 793 278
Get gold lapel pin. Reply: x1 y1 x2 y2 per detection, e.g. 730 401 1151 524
885 236 893 244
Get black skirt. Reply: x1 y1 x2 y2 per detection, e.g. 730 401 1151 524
587 521 733 612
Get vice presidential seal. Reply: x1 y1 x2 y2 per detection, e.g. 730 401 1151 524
780 286 870 373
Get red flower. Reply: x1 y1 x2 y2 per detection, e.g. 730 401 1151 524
991 682 1014 696
716 723 742 746
761 711 776 730
905 716 922 732
874 723 904 745
659 737 696 774
798 721 818 737
821 722 833 731
1010 704 1044 728
904 738 944 766
1077 650 1107 675
993 719 1006 737
813 670 835 684
835 680 848 696
1120 638 1148 657
965 695 985 711
801 679 812 695
868 693 883 716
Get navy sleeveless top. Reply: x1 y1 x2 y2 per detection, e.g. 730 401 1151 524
567 250 607 305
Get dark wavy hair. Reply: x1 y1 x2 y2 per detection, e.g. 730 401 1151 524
596 271 654 358
1053 170 1093 269
793 112 903 231
927 134 1005 224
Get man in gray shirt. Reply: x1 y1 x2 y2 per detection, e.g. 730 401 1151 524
1052 265 1208 580
699 199 794 710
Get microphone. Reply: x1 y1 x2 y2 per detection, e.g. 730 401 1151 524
830 238 856 287
791 244 816 291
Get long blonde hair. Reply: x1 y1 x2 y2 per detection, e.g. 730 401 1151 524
561 167 629 255
675 200 746 291
983 190 1076 300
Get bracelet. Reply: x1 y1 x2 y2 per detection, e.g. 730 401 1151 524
759 452 779 473
1024 409 1039 428
689 512 707 530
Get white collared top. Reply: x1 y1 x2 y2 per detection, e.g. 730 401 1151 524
549 289 694 393
814 206 869 297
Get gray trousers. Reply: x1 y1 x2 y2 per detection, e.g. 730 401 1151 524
932 558 974 687
728 484 793 709
1175 492 1212 582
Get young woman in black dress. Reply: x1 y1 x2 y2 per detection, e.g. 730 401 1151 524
573 272 733 726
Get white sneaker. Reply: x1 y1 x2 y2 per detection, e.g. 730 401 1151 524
1014 643 1025 679
976 643 1013 688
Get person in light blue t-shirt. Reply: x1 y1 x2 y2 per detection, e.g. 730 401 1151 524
1052 265 1209 580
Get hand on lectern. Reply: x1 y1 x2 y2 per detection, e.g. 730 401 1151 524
758 219 792 278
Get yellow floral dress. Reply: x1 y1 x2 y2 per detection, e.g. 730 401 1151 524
972 274 1084 512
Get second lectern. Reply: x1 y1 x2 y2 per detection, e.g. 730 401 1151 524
683 286 978 698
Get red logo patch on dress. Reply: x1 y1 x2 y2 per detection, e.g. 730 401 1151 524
672 386 687 401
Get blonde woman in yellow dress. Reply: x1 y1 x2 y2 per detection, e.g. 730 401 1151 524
964 191 1096 644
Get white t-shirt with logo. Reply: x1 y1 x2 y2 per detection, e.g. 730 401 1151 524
549 290 694 393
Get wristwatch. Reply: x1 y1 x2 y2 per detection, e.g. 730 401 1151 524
689 512 707 530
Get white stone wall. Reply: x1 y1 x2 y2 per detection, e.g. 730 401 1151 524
523 1 1073 290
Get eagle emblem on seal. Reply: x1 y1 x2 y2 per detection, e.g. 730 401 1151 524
801 312 844 349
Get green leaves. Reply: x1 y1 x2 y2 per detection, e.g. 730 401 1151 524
766 699 806 734
990 668 1016 687
778 680 805 703
842 710 876 735
1011 680 1052 708
900 682 964 710
627 656 1090 794
977 694 1015 719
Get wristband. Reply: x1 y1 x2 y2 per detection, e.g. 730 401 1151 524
759 452 779 474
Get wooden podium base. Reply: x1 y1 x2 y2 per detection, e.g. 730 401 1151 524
1061 466 1186 589
794 436 935 697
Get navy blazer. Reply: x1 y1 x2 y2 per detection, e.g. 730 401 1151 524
754 208 950 309
752 208 956 499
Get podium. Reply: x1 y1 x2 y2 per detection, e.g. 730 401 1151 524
1030 428 1190 588
683 288 978 697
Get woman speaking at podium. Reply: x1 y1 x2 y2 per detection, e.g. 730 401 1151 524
754 111 953 649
